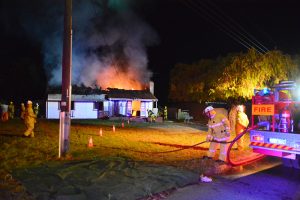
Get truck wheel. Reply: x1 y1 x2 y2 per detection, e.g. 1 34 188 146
282 158 293 168
291 155 300 169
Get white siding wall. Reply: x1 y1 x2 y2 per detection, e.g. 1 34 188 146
47 100 155 118
47 101 98 119
73 102 97 119
47 101 60 119
142 101 153 117
119 101 127 116
103 101 109 113
109 101 114 116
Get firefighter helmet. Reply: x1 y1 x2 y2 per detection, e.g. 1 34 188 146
236 105 244 112
204 106 214 113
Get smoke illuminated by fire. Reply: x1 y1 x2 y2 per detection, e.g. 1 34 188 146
17 0 159 90
96 65 144 90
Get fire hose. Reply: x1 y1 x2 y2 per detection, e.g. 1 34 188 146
225 125 266 166
96 125 266 166
144 125 266 167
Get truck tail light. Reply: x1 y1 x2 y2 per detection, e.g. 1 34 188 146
252 135 264 142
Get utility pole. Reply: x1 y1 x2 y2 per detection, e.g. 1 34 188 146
59 0 72 158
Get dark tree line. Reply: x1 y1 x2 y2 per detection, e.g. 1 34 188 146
169 49 299 102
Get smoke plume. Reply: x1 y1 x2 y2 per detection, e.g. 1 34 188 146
17 0 159 90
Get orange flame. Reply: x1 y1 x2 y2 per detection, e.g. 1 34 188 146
96 66 144 90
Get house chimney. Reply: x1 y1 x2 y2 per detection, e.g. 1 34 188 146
149 81 154 95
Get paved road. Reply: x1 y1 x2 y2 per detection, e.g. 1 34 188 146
166 164 300 200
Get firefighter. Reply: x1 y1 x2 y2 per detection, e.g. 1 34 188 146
228 104 237 136
164 106 168 120
24 100 37 137
1 103 9 122
8 101 15 119
228 104 237 149
235 105 249 150
203 105 231 163
34 103 39 117
20 103 26 119
147 109 155 123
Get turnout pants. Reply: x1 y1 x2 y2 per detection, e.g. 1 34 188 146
207 141 229 161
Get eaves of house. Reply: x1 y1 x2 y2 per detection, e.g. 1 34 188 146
106 89 158 101
47 94 106 101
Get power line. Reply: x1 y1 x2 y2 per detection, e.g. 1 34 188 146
200 0 269 52
182 0 257 53
180 0 266 54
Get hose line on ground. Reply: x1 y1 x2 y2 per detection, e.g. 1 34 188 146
95 125 266 166
140 125 265 166
226 125 266 166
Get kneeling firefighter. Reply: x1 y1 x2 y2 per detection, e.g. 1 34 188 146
204 106 231 163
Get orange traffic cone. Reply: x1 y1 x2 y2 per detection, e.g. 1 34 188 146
113 125 115 132
88 136 93 147
99 128 103 136
122 122 124 128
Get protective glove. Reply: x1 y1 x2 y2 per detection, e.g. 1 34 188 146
206 135 213 142
225 131 230 137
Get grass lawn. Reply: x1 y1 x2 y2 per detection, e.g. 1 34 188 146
0 118 257 199
0 119 209 170
0 118 212 199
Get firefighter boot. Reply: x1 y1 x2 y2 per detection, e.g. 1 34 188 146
24 130 30 137
30 132 35 138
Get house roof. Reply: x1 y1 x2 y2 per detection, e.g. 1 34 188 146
106 89 158 101
48 94 106 101
47 88 157 101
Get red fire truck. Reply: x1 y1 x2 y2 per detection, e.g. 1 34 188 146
250 80 300 169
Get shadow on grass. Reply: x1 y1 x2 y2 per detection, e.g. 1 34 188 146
0 131 24 137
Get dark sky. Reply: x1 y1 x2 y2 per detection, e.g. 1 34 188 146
0 0 299 104
140 0 300 104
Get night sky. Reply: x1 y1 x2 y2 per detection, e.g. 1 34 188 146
1 0 299 105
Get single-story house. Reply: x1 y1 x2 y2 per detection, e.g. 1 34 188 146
46 88 158 119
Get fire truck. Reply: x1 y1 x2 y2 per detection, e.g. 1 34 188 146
250 80 300 169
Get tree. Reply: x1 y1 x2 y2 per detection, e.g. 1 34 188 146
169 49 299 102
169 59 218 102
216 49 299 100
